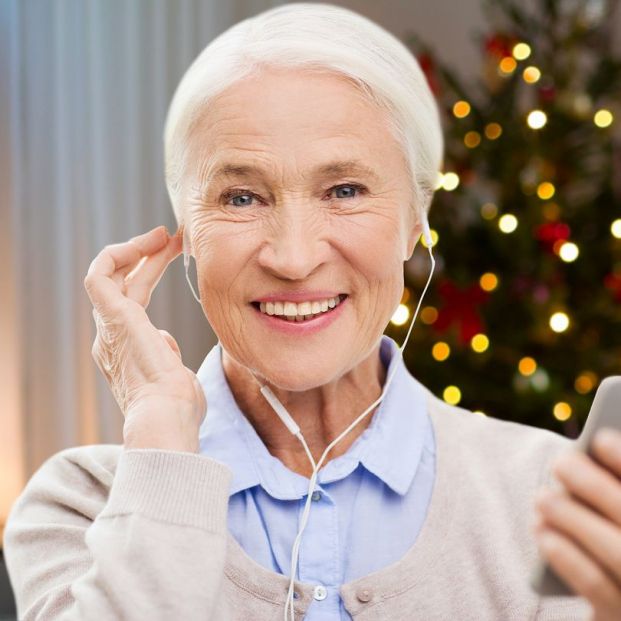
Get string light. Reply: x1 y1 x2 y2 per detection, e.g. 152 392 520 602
420 228 439 247
499 57 517 74
518 357 537 376
443 385 462 405
558 241 579 262
464 131 482 148
549 311 570 333
441 172 460 191
527 110 547 129
432 342 450 361
484 122 502 139
480 202 498 219
522 66 541 83
470 334 489 353
390 304 410 326
498 213 518 233
537 182 555 200
553 401 572 421
479 272 499 291
611 219 621 238
512 42 531 60
594 109 613 128
420 306 438 324
575 372 598 394
453 100 471 118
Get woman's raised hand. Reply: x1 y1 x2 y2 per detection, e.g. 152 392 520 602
83 225 206 452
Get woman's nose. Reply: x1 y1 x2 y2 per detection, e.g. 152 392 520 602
257 210 328 280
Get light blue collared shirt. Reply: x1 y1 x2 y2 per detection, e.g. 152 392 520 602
197 334 436 620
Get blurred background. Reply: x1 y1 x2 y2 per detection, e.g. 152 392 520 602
1 1 620 616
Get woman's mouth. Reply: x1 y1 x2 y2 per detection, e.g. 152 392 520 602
250 294 349 334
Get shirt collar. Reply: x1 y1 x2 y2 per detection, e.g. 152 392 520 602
197 335 430 499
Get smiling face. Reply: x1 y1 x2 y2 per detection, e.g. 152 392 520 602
180 66 421 391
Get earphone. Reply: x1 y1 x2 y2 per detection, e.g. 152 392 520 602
182 210 436 620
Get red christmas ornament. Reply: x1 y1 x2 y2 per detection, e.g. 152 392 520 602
418 52 442 99
534 222 571 254
432 278 491 345
604 273 621 303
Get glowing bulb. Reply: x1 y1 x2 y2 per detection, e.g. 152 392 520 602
472 410 487 417
443 385 461 405
518 357 537 376
499 214 518 233
594 109 613 128
435 171 444 191
522 66 541 83
553 401 572 421
391 304 410 326
575 372 597 394
559 241 579 262
549 311 570 333
420 306 438 324
484 123 502 139
432 342 450 361
611 219 621 238
512 42 531 60
442 172 460 191
537 182 555 200
499 57 517 74
527 110 547 129
480 203 498 219
479 272 498 291
421 228 439 248
453 100 471 118
470 334 489 353
464 131 482 148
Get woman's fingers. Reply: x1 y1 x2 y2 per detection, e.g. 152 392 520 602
84 225 171 315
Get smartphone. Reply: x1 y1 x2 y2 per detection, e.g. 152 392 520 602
529 375 621 597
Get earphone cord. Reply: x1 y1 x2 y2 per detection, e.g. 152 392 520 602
246 243 436 621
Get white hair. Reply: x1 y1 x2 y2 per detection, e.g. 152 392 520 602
163 1 444 227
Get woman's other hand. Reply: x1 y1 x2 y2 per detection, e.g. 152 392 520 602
532 428 621 621
84 225 206 452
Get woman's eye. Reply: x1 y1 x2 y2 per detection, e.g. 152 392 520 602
221 190 257 208
328 184 366 200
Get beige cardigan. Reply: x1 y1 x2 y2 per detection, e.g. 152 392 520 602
4 385 593 620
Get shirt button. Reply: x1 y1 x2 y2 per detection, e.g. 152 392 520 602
356 587 373 603
313 585 328 601
311 490 322 502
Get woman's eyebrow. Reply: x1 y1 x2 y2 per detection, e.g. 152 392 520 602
208 160 381 183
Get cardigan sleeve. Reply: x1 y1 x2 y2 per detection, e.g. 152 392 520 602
2 446 233 621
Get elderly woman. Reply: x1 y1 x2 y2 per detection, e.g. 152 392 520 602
5 3 621 620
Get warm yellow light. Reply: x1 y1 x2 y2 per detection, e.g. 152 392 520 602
527 110 547 129
480 202 498 220
611 219 621 238
442 172 460 191
470 334 489 353
464 131 482 148
553 401 572 421
484 123 502 140
391 304 410 326
549 311 570 333
575 372 597 394
499 57 517 74
435 171 444 190
594 109 613 128
443 385 462 405
559 241 579 262
479 272 498 291
512 42 532 60
499 214 518 233
432 342 451 361
453 100 471 118
472 410 487 417
421 228 439 248
519 356 537 376
522 66 541 83
420 306 438 324
537 182 556 200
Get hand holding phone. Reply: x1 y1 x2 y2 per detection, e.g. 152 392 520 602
529 376 621 597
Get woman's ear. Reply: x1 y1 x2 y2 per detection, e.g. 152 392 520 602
403 212 423 261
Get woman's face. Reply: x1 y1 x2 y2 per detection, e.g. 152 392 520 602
182 66 421 391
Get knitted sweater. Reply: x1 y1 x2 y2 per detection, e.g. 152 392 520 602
3 385 593 620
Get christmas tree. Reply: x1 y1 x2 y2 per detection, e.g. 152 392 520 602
392 0 621 437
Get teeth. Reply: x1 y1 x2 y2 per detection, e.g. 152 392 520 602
259 295 344 319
